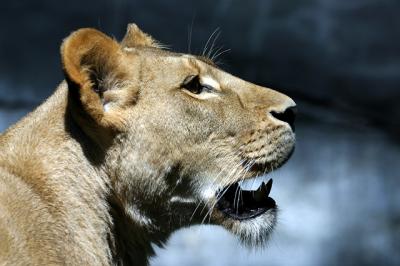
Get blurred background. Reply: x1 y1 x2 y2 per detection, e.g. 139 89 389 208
1 0 399 265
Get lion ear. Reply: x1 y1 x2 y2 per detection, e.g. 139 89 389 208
121 23 161 48
61 28 127 129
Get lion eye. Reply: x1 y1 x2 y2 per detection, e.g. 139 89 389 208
181 75 213 94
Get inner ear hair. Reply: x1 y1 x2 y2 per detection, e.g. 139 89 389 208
61 28 129 130
85 63 120 97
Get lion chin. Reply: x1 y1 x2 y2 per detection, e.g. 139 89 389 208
0 23 296 266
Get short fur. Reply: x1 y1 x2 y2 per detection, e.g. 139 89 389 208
0 24 296 265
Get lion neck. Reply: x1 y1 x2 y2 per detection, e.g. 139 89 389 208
64 88 175 265
7 83 169 265
106 196 171 266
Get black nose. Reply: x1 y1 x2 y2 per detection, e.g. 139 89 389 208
270 106 297 132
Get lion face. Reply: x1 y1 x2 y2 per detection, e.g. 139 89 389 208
61 24 296 247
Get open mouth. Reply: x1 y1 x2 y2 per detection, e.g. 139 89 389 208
215 175 276 221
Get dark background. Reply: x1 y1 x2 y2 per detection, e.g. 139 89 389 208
0 1 399 265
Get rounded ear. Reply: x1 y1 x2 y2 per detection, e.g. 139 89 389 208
61 28 126 130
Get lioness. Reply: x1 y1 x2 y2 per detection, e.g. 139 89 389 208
0 24 296 265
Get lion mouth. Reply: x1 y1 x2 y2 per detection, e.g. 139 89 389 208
215 176 276 220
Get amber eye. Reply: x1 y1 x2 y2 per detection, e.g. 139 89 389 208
181 75 213 94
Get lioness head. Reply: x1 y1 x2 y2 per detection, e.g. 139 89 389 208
61 24 296 249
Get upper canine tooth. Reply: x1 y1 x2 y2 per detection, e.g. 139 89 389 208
265 179 273 196
238 174 269 191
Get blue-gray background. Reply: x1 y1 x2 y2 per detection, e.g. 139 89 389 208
0 1 399 265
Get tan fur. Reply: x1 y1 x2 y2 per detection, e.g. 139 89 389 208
0 24 296 265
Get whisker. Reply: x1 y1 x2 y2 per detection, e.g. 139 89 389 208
187 12 196 54
210 46 224 61
200 160 243 224
212 48 231 61
189 153 235 222
206 30 221 59
201 151 251 224
199 160 241 222
233 180 241 214
202 27 220 57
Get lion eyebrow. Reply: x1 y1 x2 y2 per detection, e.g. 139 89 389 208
195 56 217 66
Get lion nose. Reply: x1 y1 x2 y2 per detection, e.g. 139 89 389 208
270 105 297 132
